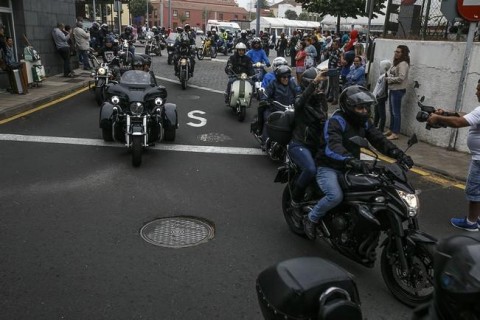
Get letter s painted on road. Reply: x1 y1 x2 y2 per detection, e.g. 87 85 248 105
187 110 207 127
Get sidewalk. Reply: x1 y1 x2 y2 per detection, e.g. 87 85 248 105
0 68 471 183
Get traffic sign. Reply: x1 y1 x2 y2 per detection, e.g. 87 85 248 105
457 0 480 21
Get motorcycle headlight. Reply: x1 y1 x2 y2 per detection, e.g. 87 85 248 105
98 67 106 75
130 102 144 115
111 95 120 104
147 35 152 39
154 97 163 106
180 59 187 65
396 190 419 217
240 73 248 80
255 62 262 67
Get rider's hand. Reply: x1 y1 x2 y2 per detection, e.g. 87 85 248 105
346 158 369 174
398 153 414 168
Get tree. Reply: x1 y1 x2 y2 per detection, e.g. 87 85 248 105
129 0 153 18
254 0 270 9
285 10 298 20
295 0 385 33
298 12 309 20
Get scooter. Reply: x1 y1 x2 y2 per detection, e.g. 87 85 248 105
226 72 254 122
252 62 267 100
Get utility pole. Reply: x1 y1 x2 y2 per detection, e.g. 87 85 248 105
146 0 149 28
93 0 97 22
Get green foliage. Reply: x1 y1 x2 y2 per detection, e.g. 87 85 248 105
285 10 298 20
298 12 309 20
129 0 148 17
295 0 385 19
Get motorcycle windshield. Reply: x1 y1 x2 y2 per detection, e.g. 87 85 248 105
120 70 151 86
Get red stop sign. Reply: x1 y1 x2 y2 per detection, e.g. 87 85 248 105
457 0 480 21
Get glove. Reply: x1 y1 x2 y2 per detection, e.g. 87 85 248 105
346 158 369 174
398 153 414 169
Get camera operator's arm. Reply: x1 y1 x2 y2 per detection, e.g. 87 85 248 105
427 113 469 128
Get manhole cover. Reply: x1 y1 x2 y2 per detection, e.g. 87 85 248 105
140 216 215 248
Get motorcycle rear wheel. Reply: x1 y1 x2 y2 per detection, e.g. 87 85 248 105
101 127 113 142
237 105 246 122
197 49 205 60
282 186 306 237
94 86 104 106
210 48 217 59
381 240 435 307
131 135 143 167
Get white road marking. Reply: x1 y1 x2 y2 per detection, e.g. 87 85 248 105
155 76 224 94
187 110 207 127
0 134 264 156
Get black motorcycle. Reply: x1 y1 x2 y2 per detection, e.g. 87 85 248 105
275 134 437 307
145 31 161 56
175 44 192 90
99 70 178 167
88 51 120 106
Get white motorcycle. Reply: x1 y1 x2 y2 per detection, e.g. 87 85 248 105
227 72 254 122
252 62 267 100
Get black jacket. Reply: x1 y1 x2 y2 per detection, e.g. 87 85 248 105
315 110 400 170
225 53 254 76
291 82 328 153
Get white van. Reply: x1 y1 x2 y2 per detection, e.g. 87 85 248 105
206 20 241 35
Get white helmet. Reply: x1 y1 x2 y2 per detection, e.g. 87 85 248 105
272 57 288 70
235 43 247 50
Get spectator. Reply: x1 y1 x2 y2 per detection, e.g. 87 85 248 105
344 55 366 87
340 50 355 85
73 21 91 70
343 29 358 52
4 36 28 93
275 32 288 58
64 25 76 58
312 36 322 65
288 30 299 67
354 43 366 65
327 40 341 105
294 41 307 84
52 22 74 77
385 45 410 140
426 79 480 231
304 37 317 69
373 59 392 133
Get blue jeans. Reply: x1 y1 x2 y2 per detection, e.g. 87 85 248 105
389 89 406 134
287 141 316 189
374 96 388 132
466 160 480 202
79 50 90 69
308 167 343 223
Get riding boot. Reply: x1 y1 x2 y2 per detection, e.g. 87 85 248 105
291 185 305 220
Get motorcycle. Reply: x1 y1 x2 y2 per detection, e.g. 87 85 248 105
145 31 161 56
275 134 437 307
176 44 192 90
226 71 254 122
99 70 178 167
251 100 294 162
88 51 120 106
216 38 228 55
118 39 134 68
252 62 267 100
166 41 175 65
196 36 216 60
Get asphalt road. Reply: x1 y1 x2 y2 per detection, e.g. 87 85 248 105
0 50 469 320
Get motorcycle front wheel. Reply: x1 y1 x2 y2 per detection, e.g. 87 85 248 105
381 239 435 307
131 135 143 167
145 46 150 55
94 86 105 106
102 127 113 142
167 55 173 65
210 47 217 59
282 186 306 237
197 48 205 60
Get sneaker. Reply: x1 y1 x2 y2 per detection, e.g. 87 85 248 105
450 217 479 231
303 216 317 240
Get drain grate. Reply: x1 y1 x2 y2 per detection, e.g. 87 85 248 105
140 216 215 248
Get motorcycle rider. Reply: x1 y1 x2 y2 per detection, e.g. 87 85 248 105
261 57 300 93
247 37 270 84
224 43 255 104
98 23 109 49
234 30 250 50
289 68 329 211
174 25 196 77
89 22 100 50
120 25 136 56
211 29 220 50
258 65 298 146
131 55 157 85
303 85 414 240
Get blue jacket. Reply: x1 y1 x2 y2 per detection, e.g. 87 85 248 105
246 48 270 65
262 72 301 93
262 78 297 107
345 65 366 87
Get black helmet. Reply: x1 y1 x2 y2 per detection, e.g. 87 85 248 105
432 234 480 320
275 65 291 80
240 29 247 36
132 55 145 69
300 67 319 89
184 24 191 31
339 85 376 123
251 37 261 47
176 27 183 33
124 25 132 34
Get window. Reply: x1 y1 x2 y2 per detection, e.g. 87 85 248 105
173 10 178 17
185 11 190 18
219 13 223 20
234 15 238 19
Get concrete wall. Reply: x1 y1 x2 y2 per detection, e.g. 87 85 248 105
369 39 480 153
13 0 77 76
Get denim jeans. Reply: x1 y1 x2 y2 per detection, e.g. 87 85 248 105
389 89 406 134
466 160 480 202
79 50 90 69
308 166 343 223
287 141 316 189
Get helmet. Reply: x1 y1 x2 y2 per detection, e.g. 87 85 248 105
240 29 247 36
132 55 145 69
151 26 158 32
272 57 288 71
92 22 100 30
176 27 184 33
184 24 191 31
125 26 132 34
251 37 261 47
235 42 247 50
275 65 291 80
220 28 225 32
105 35 115 44
300 67 319 89
339 85 376 123
432 234 480 319
101 23 108 30
251 28 256 35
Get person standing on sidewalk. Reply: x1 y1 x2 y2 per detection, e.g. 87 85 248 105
385 45 410 140
327 40 341 105
52 23 73 77
427 79 480 231
73 21 91 71
288 31 299 67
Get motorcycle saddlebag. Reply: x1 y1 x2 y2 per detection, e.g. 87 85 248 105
266 110 294 146
256 257 361 320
